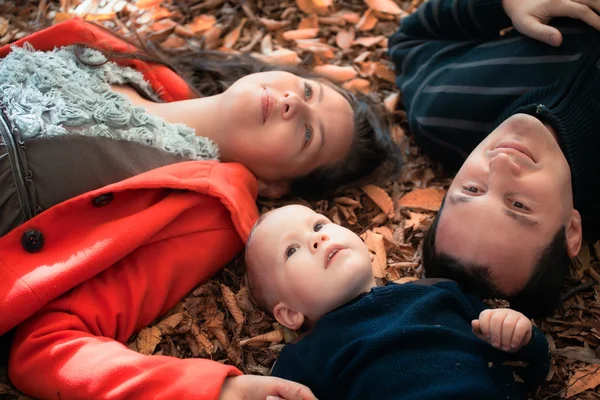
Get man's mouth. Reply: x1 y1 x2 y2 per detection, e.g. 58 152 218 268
495 141 536 163
324 245 346 268
261 88 273 124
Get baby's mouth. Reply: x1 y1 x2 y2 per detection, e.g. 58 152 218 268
325 246 345 268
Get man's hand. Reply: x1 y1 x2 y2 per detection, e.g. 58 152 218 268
502 0 600 46
472 308 533 352
219 375 317 400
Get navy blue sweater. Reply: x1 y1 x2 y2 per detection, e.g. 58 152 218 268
388 0 600 238
271 282 549 400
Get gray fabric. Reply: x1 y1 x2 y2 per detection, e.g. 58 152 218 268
0 133 25 236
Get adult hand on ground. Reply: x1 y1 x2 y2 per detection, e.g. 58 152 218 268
472 308 533 352
502 0 600 46
219 375 317 400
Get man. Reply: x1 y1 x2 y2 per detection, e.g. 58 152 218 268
389 0 600 316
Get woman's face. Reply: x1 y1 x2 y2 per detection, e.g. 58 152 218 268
216 71 355 183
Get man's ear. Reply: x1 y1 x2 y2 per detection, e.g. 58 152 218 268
257 181 290 199
566 209 583 258
273 302 304 330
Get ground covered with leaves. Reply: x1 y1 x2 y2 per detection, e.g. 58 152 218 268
1 0 599 399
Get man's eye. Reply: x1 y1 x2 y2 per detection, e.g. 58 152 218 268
512 201 528 210
304 124 313 146
464 186 479 193
286 246 297 259
304 82 313 100
314 223 324 232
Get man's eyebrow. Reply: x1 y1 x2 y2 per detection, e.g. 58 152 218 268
317 81 324 103
504 209 539 227
448 194 472 205
316 81 325 152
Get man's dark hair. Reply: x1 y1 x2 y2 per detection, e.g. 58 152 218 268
423 197 571 317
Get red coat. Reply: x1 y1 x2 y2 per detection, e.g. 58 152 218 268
0 20 259 399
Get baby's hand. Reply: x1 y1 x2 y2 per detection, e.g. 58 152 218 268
472 308 533 352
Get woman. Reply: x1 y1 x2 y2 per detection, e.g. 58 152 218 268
0 19 400 399
388 0 600 316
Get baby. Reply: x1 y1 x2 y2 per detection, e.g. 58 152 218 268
245 205 550 400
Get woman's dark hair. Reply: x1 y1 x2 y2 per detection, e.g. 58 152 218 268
76 22 403 199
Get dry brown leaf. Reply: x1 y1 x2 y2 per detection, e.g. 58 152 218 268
353 35 385 47
296 0 331 15
253 49 301 66
299 14 319 29
365 0 404 16
240 329 284 346
398 187 446 212
384 92 399 113
362 185 394 218
174 25 196 39
259 18 291 31
0 17 8 38
203 24 225 50
361 230 386 278
405 212 429 230
339 205 358 225
210 326 229 348
191 324 214 354
335 28 355 50
565 365 600 398
155 312 184 334
187 14 216 33
343 78 371 94
136 326 162 355
53 12 75 24
221 284 245 326
375 63 396 83
136 0 162 9
312 65 357 83
152 7 173 20
261 34 273 54
356 8 378 31
334 196 361 207
160 34 187 50
334 10 361 24
319 16 346 26
282 28 319 41
223 18 247 49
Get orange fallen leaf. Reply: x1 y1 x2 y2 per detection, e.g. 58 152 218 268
335 28 355 50
405 212 430 230
356 8 378 31
318 16 346 26
261 34 273 54
312 65 357 83
253 49 301 66
174 25 196 39
152 7 173 20
299 14 319 29
282 28 319 41
136 0 162 9
221 284 244 326
362 185 394 218
155 312 184 334
361 231 386 278
375 63 396 83
191 324 214 354
398 187 446 212
353 35 385 47
187 14 216 33
334 10 361 24
160 34 187 50
53 12 76 24
240 329 284 346
384 92 399 113
203 24 225 50
565 365 600 398
365 0 404 16
259 18 291 31
136 326 162 355
343 78 371 94
223 18 247 49
296 0 331 15
0 17 8 37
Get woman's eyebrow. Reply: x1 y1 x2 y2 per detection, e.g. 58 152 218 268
317 81 324 102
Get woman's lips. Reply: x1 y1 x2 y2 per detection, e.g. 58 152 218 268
495 141 536 163
261 88 273 124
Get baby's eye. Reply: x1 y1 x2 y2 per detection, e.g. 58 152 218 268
304 124 313 146
285 246 297 259
314 223 324 232
511 201 529 210
463 186 479 193
304 82 313 100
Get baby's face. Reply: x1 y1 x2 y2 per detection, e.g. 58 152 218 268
250 205 374 323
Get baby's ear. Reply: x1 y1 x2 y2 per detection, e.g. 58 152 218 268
273 302 304 330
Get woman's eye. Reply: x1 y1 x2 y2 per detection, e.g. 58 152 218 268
464 186 479 193
512 201 528 210
286 246 297 259
304 82 313 100
304 124 313 146
314 223 324 232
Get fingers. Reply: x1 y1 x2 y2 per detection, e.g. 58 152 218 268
514 15 563 46
511 318 533 349
558 0 600 31
273 379 317 400
500 313 518 351
476 309 494 340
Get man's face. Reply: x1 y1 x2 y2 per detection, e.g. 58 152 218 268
436 113 580 295
249 205 374 326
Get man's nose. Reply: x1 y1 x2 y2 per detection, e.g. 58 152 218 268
310 232 329 252
281 91 307 120
489 153 521 176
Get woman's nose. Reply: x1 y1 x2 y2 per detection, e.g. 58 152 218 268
281 91 305 120
310 233 329 252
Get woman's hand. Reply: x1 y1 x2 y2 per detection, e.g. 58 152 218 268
219 375 317 400
472 308 533 352
502 0 600 46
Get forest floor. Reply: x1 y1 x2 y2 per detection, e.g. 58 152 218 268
0 0 599 399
